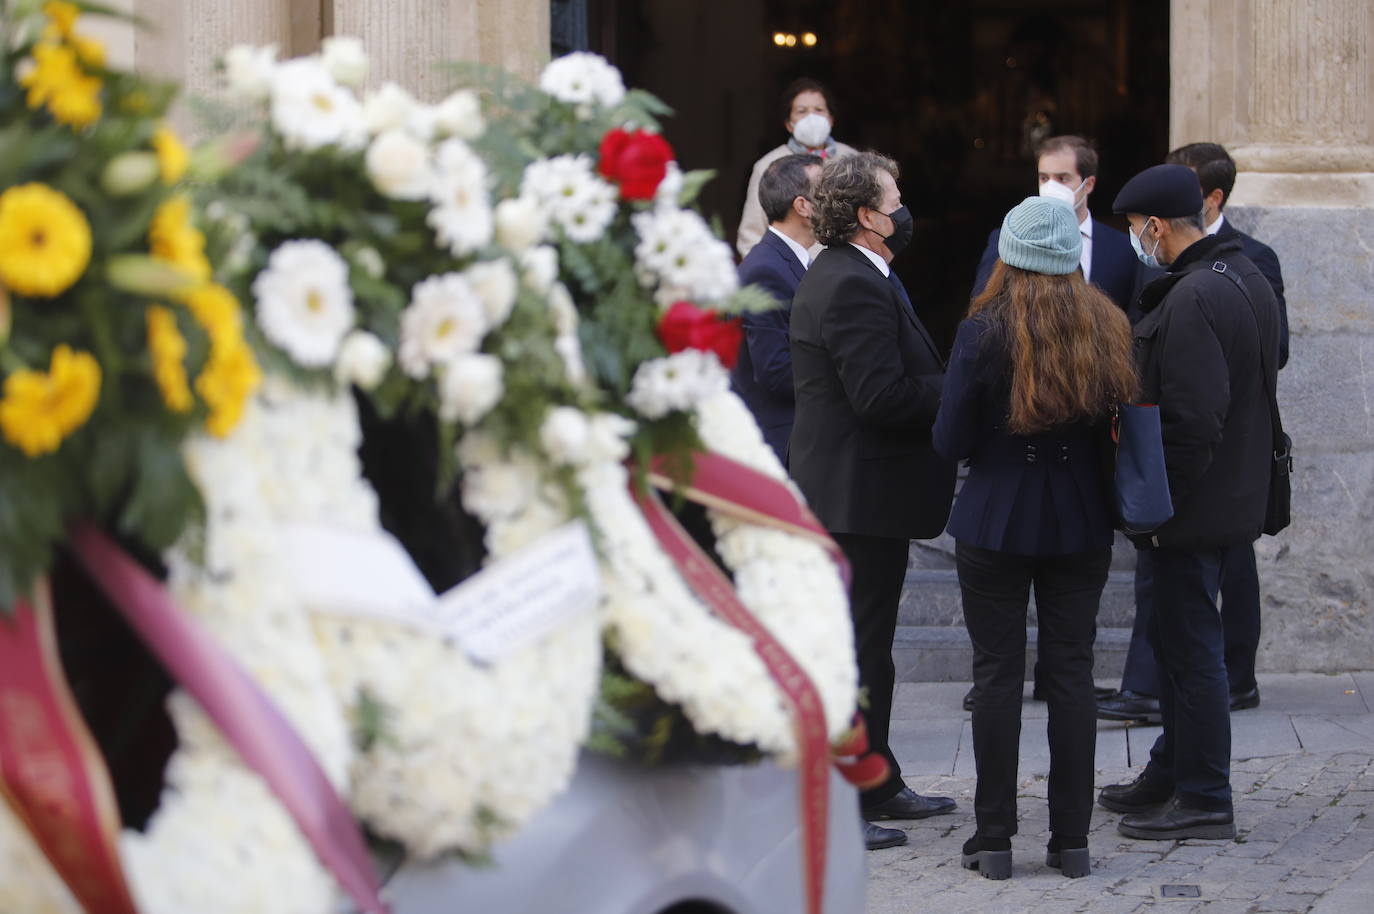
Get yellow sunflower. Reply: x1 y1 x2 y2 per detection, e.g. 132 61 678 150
146 305 193 413
152 125 189 184
0 183 93 298
0 344 101 457
149 195 211 283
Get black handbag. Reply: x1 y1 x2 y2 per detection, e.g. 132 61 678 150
1211 261 1293 535
1112 402 1173 534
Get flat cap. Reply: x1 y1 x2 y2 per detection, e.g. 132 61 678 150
1112 164 1204 217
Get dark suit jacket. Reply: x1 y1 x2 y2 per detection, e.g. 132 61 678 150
1216 219 1288 368
932 314 1115 556
789 244 956 539
973 217 1142 313
731 230 804 463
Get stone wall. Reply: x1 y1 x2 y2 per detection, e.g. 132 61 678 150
1174 0 1374 672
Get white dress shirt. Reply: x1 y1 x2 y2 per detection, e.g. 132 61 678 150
848 242 890 277
1205 212 1226 236
1078 212 1093 283
768 225 812 269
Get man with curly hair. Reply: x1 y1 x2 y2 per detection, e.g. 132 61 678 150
789 151 958 850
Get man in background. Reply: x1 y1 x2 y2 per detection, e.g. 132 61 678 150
731 153 822 464
1099 142 1289 725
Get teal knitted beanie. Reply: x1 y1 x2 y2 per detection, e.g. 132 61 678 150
997 196 1082 276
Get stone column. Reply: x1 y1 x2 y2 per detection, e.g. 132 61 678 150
327 0 549 98
1171 0 1374 673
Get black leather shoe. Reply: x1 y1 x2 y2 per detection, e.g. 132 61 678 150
1098 771 1173 813
863 786 958 820
962 686 976 711
864 820 908 850
1118 796 1236 841
1230 686 1261 711
1096 689 1162 724
960 834 1012 879
1046 834 1090 877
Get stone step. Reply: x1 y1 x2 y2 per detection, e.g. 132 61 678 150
892 625 1132 683
898 568 1138 629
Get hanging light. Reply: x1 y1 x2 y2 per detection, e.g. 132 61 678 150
802 32 818 47
773 32 788 47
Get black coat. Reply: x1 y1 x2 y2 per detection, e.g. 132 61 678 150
1132 234 1281 548
731 230 804 463
1215 218 1289 368
933 314 1116 556
789 244 955 539
973 218 1142 314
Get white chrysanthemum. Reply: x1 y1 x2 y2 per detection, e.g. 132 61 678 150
540 406 592 466
538 52 626 109
428 139 494 255
334 329 391 390
521 245 559 294
320 35 369 87
350 245 385 279
398 273 488 378
520 155 618 243
269 57 365 151
224 43 277 102
625 349 729 419
654 161 685 210
464 258 519 327
632 207 739 306
365 128 432 200
432 88 484 140
253 240 356 368
438 353 504 424
361 81 419 135
494 196 547 253
547 283 588 385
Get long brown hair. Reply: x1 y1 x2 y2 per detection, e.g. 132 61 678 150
970 261 1138 435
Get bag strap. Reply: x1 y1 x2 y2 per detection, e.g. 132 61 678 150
1210 261 1288 454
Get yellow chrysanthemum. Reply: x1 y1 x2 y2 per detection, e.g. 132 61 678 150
196 336 260 438
0 344 101 457
149 195 211 283
70 33 106 67
180 282 243 341
43 1 80 37
146 305 193 413
20 40 102 128
0 183 93 298
152 125 189 184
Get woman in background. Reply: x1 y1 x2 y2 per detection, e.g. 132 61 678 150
934 196 1137 880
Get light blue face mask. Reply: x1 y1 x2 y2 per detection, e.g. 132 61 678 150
1130 219 1163 268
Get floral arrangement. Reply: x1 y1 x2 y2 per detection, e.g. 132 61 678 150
0 0 261 610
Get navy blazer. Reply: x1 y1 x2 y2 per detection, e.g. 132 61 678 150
933 314 1115 556
790 244 955 540
973 217 1142 314
1216 219 1288 368
731 230 805 463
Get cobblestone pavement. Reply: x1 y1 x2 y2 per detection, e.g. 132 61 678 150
867 673 1374 914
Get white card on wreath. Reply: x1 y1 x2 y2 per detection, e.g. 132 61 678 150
433 520 601 664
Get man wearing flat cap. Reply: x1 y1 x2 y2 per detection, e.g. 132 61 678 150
1095 164 1282 842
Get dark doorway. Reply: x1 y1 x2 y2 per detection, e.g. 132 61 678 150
581 0 1169 351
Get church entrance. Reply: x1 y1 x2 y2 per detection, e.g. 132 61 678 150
575 0 1170 349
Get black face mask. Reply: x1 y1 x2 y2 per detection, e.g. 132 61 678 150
876 205 913 256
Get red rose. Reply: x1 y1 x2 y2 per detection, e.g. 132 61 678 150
598 128 675 201
657 300 744 370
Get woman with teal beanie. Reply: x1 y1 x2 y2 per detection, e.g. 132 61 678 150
933 196 1138 879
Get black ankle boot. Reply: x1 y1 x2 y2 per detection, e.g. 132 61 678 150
1045 833 1090 877
960 834 1012 880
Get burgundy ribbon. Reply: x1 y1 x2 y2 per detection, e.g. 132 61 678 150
66 522 390 914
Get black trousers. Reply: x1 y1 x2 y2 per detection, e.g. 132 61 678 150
1122 541 1261 696
957 542 1110 838
831 532 910 806
1140 546 1233 811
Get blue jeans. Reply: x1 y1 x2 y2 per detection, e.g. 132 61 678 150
1140 546 1233 811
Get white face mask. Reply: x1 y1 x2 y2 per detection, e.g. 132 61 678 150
791 112 831 149
1039 178 1084 210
